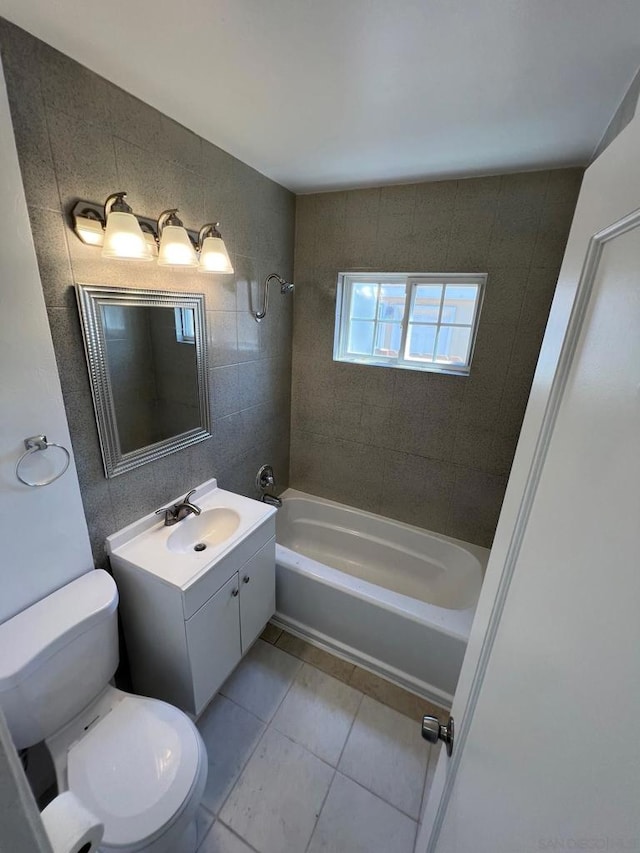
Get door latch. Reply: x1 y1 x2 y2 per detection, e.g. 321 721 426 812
421 714 454 756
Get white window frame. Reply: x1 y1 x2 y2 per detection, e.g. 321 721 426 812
174 307 196 344
333 271 486 376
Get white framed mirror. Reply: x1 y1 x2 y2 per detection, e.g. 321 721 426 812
75 284 211 478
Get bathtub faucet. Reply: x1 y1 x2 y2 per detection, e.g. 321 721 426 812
261 493 283 508
256 464 282 508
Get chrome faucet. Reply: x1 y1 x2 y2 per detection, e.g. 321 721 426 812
256 465 282 508
155 489 202 526
261 493 283 508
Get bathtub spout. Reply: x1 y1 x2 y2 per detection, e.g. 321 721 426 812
261 493 282 508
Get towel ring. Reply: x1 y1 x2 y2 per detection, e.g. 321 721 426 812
15 435 71 487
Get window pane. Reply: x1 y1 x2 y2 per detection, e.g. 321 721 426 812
443 284 478 325
411 285 443 322
378 284 406 321
406 323 437 361
351 283 377 319
374 323 402 357
348 320 374 355
441 306 456 323
435 325 472 365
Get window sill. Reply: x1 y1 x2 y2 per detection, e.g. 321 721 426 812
333 356 470 377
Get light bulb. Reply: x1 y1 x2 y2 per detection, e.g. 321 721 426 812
157 210 198 267
197 223 234 274
199 235 234 273
101 194 153 261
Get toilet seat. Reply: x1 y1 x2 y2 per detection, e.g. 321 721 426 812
67 695 203 850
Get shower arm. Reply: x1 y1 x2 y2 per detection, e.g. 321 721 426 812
254 273 293 322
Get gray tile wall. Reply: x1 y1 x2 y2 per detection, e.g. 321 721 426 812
0 19 295 567
291 169 583 547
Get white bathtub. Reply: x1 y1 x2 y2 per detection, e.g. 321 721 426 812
274 490 489 707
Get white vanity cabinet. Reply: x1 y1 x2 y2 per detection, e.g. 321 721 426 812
107 480 277 717
184 538 276 713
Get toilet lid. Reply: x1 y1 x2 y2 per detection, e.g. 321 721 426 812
67 696 201 848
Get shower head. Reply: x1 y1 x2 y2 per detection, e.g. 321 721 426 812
254 273 295 321
272 274 294 293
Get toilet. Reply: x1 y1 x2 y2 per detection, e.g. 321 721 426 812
0 569 208 853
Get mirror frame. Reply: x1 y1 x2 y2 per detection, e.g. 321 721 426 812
75 283 211 478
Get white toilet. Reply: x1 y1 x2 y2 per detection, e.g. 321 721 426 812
0 569 208 853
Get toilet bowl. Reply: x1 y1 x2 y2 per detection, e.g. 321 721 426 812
47 686 208 853
0 570 208 853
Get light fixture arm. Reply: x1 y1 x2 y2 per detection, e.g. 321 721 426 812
197 222 222 250
104 192 133 220
254 273 292 322
157 208 184 237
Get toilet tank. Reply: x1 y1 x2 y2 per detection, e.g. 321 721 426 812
0 570 119 749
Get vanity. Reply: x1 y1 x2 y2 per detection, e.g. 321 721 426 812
107 479 276 716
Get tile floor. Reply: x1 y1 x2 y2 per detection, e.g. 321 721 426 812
192 625 445 853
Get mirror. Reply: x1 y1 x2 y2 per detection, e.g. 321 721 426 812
76 284 211 478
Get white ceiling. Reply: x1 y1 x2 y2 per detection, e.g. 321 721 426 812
1 0 639 192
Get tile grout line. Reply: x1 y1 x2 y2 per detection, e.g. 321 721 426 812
194 693 270 851
224 655 343 853
303 689 366 853
416 742 435 843
211 647 426 849
278 629 447 723
332 692 428 823
213 819 263 853
210 647 305 840
336 766 422 824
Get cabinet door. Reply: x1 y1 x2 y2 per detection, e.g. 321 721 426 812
239 538 276 652
186 573 241 714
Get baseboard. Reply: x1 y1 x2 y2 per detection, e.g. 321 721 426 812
272 612 453 710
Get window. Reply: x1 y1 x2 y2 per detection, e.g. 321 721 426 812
333 272 485 375
174 307 196 344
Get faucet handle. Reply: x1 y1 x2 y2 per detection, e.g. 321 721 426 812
184 489 197 503
155 505 178 526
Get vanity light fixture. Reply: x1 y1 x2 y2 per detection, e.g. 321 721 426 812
197 223 234 274
72 197 233 273
157 209 199 267
102 193 153 261
139 222 159 258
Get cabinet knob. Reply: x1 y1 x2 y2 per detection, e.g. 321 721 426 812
231 588 239 597
243 575 250 584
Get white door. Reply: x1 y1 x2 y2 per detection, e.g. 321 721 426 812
417 109 640 851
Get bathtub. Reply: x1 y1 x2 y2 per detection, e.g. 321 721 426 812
274 490 489 707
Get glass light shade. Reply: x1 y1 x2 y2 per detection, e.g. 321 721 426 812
101 211 153 261
157 225 198 267
198 235 234 274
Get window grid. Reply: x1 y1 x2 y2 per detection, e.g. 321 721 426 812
406 285 472 365
335 272 486 375
346 282 406 359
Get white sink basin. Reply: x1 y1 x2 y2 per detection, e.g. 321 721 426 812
105 479 277 589
167 508 241 554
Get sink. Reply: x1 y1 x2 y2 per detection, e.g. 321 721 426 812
105 478 277 589
167 507 241 554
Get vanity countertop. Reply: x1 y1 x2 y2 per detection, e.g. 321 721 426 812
106 479 276 590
